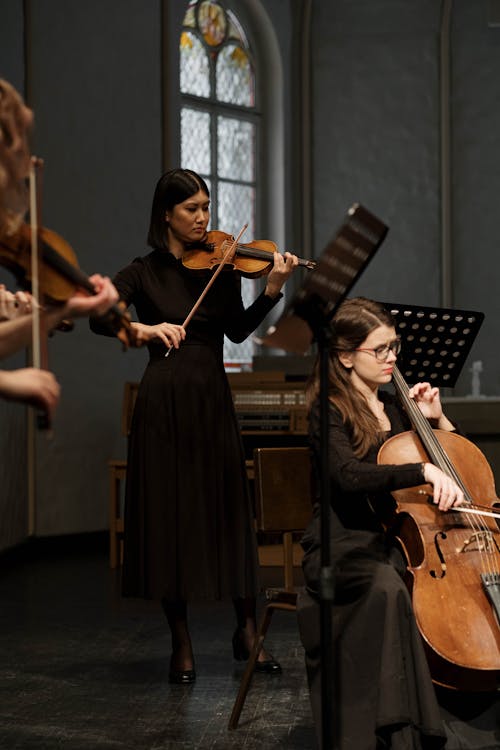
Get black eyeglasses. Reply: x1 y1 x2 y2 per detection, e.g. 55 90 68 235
354 337 401 362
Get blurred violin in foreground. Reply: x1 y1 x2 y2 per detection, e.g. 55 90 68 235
0 221 135 348
182 229 316 278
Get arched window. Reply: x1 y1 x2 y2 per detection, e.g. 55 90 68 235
180 0 258 368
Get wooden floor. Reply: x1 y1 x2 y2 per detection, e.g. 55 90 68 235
0 536 498 749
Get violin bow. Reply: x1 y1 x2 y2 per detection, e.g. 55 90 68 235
28 156 51 432
164 223 248 358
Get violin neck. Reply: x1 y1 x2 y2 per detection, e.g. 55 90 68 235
235 244 315 270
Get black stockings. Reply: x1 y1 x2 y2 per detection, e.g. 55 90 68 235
161 596 267 665
161 598 194 671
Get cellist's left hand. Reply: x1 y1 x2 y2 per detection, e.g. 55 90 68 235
409 382 455 431
264 252 298 299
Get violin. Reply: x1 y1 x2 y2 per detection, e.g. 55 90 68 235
378 365 500 691
181 229 316 278
0 221 134 348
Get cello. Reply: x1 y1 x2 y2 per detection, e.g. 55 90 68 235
378 364 500 692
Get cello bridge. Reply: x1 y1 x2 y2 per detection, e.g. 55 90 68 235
458 531 496 554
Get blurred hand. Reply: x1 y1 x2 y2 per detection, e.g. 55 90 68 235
63 275 119 319
0 285 34 320
0 367 60 418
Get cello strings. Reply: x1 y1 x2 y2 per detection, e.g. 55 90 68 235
394 368 497 579
393 367 499 579
395 367 499 579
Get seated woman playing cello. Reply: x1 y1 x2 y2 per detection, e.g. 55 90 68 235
297 297 464 750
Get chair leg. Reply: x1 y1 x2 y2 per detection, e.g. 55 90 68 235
109 469 119 569
228 603 276 730
283 531 294 590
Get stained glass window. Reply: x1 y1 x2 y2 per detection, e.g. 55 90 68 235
180 0 257 369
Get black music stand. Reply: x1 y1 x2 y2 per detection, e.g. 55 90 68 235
381 301 484 388
261 204 389 750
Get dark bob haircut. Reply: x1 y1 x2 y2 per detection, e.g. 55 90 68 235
147 168 210 251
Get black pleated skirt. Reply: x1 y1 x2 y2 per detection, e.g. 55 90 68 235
121 343 258 601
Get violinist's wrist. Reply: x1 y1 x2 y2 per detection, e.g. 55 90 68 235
264 283 282 300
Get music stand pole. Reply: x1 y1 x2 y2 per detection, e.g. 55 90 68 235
317 322 335 749
259 204 389 750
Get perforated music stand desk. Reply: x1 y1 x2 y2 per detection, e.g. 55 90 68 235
381 302 484 388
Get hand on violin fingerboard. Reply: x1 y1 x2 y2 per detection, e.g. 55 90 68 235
62 275 119 319
264 251 299 298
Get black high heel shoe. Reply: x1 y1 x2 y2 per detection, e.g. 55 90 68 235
232 629 282 674
168 666 196 684
168 652 196 684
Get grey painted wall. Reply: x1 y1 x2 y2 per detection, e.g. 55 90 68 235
312 0 500 395
1 0 500 549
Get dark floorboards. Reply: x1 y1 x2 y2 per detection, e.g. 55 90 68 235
0 540 499 749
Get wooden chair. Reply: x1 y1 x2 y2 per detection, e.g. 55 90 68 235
107 382 139 569
228 446 313 730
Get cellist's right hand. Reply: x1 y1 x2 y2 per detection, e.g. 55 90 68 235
130 321 186 349
422 463 464 511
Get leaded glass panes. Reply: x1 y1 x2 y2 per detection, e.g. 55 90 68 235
218 181 254 238
183 3 196 28
180 32 210 97
180 0 258 366
217 183 256 366
216 45 253 106
217 117 254 182
181 108 211 174
226 11 247 44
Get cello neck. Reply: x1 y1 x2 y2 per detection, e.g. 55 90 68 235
392 365 468 494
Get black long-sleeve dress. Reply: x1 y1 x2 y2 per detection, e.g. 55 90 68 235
100 249 281 602
297 391 447 750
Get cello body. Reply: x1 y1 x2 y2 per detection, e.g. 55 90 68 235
378 429 500 691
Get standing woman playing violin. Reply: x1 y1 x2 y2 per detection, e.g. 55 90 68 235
297 297 464 750
91 168 298 683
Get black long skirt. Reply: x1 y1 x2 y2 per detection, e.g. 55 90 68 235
121 343 259 602
297 516 447 750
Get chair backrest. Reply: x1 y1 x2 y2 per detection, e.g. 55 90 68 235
253 446 313 533
121 382 139 436
253 446 313 590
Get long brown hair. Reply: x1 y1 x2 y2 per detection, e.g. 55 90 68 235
306 297 396 458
